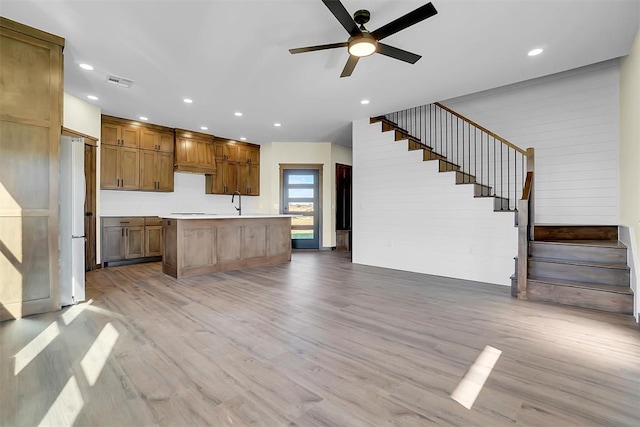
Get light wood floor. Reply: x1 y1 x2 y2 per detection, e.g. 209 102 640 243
2 251 639 426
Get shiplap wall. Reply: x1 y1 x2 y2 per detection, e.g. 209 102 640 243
442 60 620 224
352 118 518 286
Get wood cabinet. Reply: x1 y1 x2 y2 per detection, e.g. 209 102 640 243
0 18 65 320
101 122 140 148
174 129 216 174
101 116 175 192
140 150 174 191
206 139 260 196
102 217 163 265
140 129 174 152
101 144 140 190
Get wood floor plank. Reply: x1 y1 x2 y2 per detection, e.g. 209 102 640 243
1 251 639 426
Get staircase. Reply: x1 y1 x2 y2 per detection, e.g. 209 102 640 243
513 226 633 314
370 116 511 211
371 102 635 317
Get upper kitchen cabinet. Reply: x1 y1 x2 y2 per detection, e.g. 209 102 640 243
140 128 175 153
100 115 174 192
101 117 140 148
238 144 260 165
206 138 260 196
174 129 216 174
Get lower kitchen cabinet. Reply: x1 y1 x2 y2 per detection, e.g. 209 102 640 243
101 217 163 266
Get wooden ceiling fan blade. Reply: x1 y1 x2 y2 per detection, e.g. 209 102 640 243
376 43 422 64
289 42 348 54
371 2 437 41
322 0 362 37
340 55 359 78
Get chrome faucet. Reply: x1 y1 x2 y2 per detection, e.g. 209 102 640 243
231 191 242 216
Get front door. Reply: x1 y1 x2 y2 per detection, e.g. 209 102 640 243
283 169 320 249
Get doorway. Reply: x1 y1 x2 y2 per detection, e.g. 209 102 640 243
282 167 321 249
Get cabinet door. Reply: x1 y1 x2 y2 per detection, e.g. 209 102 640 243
224 144 239 162
206 169 224 194
213 141 225 159
100 144 120 189
102 123 121 146
223 162 238 194
145 225 163 257
125 226 145 259
157 152 174 191
248 146 260 165
239 163 260 195
121 125 139 148
119 147 140 190
140 129 157 151
158 132 174 153
248 163 260 195
103 226 125 262
139 150 156 191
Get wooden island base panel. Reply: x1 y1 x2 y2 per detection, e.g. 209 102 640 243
162 215 292 278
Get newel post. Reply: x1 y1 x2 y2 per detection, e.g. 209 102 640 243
515 147 534 299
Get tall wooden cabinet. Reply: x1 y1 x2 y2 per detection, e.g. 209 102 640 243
0 18 64 320
206 138 260 196
174 129 216 174
101 116 174 192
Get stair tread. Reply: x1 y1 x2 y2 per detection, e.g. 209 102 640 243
528 277 633 294
529 256 630 270
532 240 626 249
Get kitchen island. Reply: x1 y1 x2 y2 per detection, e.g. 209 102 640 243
161 214 292 278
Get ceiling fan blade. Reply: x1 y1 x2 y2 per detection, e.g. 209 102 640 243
376 43 422 64
322 0 362 37
289 42 348 54
371 2 438 41
340 55 359 78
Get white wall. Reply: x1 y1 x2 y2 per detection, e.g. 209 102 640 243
352 118 518 286
442 60 621 225
620 27 640 321
259 142 352 248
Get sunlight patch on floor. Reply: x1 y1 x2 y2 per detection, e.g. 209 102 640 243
37 376 84 427
80 322 119 386
451 345 502 409
14 321 60 375
61 299 93 325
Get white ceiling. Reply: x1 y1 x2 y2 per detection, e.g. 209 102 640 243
2 1 638 146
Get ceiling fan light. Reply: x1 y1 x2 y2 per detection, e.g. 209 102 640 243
348 37 377 57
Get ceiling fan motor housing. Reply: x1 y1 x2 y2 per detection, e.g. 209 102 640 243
353 9 371 26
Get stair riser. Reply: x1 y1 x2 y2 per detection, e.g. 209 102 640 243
494 197 509 211
534 226 618 241
529 261 629 287
527 281 633 314
474 184 492 197
530 243 627 264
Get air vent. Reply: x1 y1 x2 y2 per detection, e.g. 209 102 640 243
106 75 134 88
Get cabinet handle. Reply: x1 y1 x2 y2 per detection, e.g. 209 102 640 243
121 229 124 237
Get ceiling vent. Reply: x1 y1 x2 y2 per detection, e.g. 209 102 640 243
106 75 134 88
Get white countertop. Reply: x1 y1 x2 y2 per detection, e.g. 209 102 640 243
161 213 294 220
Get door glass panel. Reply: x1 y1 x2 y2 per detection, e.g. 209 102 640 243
288 175 314 184
288 202 313 213
292 216 314 227
288 188 314 198
291 230 314 239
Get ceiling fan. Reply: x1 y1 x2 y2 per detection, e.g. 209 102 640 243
289 0 438 77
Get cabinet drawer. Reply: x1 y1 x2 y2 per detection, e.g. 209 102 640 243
145 217 163 226
102 217 145 227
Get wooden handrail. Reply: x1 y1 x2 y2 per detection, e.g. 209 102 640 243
521 171 533 200
434 102 527 155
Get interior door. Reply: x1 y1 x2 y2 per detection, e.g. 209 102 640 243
283 169 320 249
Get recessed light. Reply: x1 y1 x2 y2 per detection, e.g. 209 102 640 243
200 126 208 131
240 137 247 141
79 63 94 71
361 99 370 105
87 95 98 101
183 98 193 104
274 123 282 127
234 112 243 117
528 48 543 57
139 116 148 121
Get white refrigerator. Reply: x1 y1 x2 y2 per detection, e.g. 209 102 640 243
60 136 86 306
